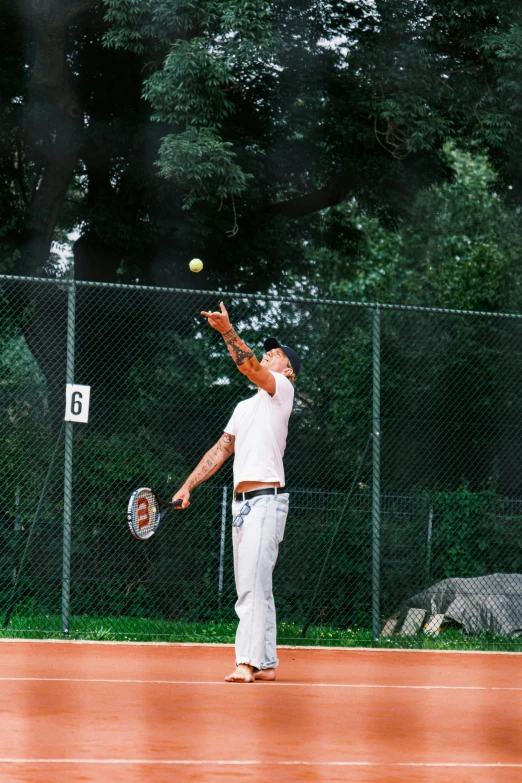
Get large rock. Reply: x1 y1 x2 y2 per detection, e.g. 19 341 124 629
384 574 522 637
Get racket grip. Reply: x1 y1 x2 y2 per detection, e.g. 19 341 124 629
170 499 183 508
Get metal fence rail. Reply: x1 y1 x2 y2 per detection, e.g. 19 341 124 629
1 275 522 647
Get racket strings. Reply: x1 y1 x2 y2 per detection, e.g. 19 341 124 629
131 489 159 538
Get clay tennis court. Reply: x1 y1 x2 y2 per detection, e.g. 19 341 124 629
0 640 520 783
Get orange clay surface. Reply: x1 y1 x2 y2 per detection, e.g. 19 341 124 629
0 640 520 782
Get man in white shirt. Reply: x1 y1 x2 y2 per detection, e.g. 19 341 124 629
173 301 300 683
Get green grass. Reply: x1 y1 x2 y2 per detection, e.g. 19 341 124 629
0 615 521 651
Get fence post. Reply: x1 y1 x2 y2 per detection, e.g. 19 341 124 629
62 279 76 635
372 306 381 644
14 488 20 581
426 506 434 578
218 485 228 615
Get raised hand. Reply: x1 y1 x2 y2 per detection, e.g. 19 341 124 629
201 301 232 334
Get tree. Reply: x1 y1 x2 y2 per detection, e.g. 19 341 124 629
3 1 522 288
302 147 522 501
0 1 99 275
311 145 522 312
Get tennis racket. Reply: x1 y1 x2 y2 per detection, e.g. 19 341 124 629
127 487 182 540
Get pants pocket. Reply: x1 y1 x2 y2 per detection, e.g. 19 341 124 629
275 499 289 544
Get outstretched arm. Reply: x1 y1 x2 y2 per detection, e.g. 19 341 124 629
201 302 276 395
172 432 235 508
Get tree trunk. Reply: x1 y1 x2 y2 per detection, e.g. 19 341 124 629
15 0 98 275
5 1 99 430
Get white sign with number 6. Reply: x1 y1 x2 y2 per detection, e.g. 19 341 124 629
65 384 91 423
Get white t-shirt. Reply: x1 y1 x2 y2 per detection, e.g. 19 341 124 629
224 371 294 490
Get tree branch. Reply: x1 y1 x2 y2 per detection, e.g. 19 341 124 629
24 0 98 26
18 0 89 272
65 0 99 23
14 134 29 208
265 174 358 218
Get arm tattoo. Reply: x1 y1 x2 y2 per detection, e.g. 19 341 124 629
221 435 234 456
184 438 233 491
222 327 255 367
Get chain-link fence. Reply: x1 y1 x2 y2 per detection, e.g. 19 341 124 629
1 274 522 647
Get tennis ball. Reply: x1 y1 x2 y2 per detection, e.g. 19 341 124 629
189 258 203 273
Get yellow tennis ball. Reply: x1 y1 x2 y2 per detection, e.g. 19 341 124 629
189 258 203 273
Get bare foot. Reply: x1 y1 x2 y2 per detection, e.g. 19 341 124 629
224 664 255 683
254 669 276 682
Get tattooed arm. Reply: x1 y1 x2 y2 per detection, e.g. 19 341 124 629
172 432 235 509
201 301 276 394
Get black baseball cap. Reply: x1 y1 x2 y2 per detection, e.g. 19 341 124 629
264 337 301 376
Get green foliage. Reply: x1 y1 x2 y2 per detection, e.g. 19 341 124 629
1 615 521 650
432 485 522 578
103 0 273 55
103 0 273 208
407 146 522 310
156 128 252 208
311 145 522 312
0 331 50 517
7 0 522 287
3 279 522 641
356 0 522 157
144 41 236 129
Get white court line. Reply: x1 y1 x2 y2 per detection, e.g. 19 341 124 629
0 638 520 655
0 759 520 768
0 677 521 691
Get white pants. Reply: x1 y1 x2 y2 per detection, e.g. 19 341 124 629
232 492 289 671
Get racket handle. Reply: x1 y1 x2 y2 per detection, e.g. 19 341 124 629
157 496 184 509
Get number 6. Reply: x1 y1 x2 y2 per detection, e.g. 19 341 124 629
71 391 83 416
